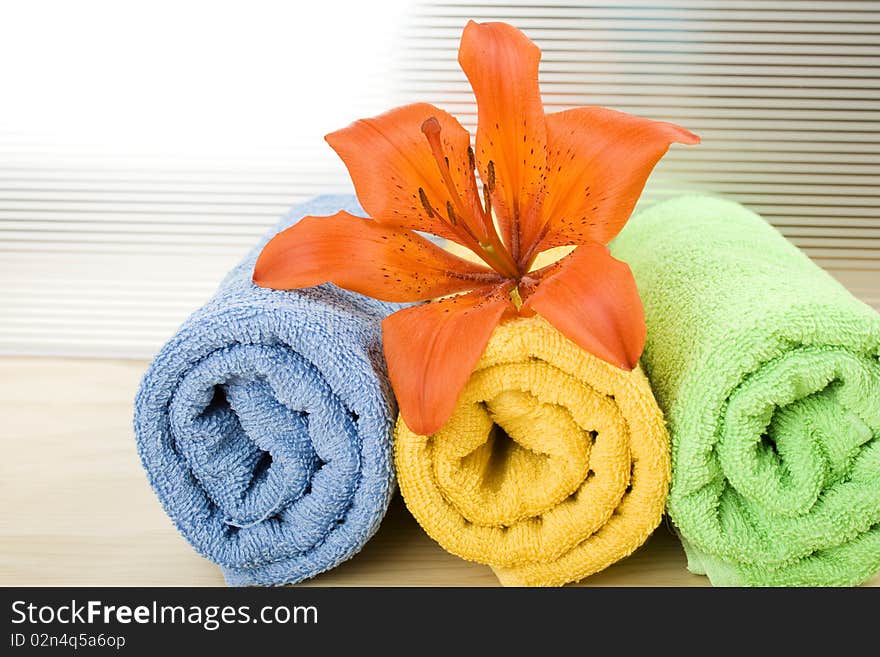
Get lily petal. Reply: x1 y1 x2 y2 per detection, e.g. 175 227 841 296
521 243 646 370
383 284 515 435
253 211 498 302
459 20 548 261
325 103 479 245
534 107 699 254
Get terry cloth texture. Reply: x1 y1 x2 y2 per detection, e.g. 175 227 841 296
133 195 399 586
395 315 670 586
612 195 880 586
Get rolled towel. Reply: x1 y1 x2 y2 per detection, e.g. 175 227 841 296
133 195 398 586
611 195 880 586
395 315 670 586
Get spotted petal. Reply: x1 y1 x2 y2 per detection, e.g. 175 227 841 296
533 106 699 255
459 20 548 261
521 243 646 370
383 284 515 435
253 211 498 302
326 103 481 246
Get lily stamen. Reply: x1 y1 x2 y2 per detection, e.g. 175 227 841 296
482 183 492 221
445 201 458 226
420 118 479 237
418 187 435 218
421 117 519 278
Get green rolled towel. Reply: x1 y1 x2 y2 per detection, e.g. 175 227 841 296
611 195 880 586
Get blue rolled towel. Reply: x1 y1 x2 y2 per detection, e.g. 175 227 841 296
133 195 398 586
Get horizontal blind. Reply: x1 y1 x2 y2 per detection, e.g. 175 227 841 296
0 1 406 358
0 148 348 356
2 0 878 357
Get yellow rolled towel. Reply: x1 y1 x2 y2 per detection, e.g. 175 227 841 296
394 315 670 586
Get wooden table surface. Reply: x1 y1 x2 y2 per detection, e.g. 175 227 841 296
1 356 877 587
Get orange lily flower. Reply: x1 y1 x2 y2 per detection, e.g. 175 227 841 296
254 21 699 435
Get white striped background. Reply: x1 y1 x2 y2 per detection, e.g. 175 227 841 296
1 0 878 357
